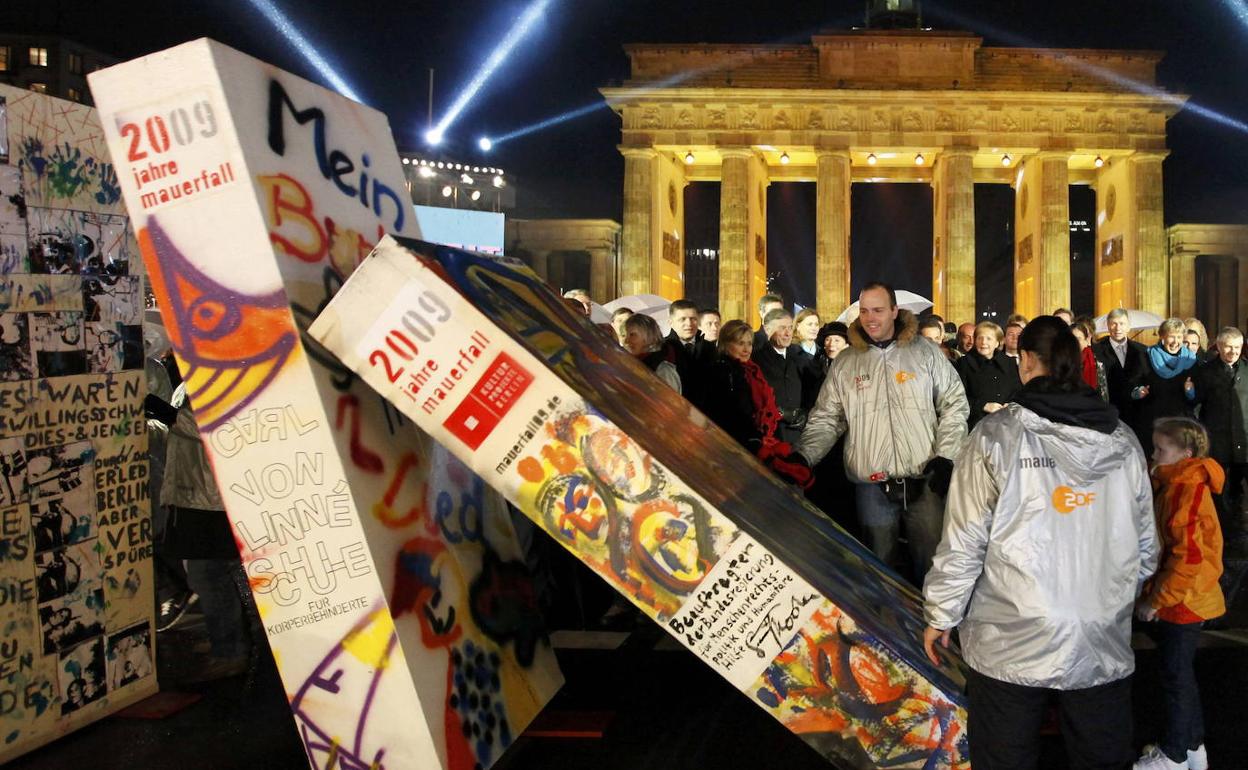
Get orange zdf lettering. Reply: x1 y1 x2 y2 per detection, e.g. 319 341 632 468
1052 485 1096 514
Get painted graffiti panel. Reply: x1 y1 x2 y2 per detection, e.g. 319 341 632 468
91 39 561 770
0 84 156 764
312 238 973 770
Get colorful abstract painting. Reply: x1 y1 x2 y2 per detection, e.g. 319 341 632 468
312 237 972 770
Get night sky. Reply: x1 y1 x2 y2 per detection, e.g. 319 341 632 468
6 0 1246 313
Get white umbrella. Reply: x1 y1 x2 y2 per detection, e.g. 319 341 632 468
603 294 670 313
1093 309 1163 333
837 290 933 323
603 293 672 334
587 302 612 324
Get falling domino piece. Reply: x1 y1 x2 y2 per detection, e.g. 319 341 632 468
311 237 973 770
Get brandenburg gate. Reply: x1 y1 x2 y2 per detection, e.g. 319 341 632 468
601 28 1185 324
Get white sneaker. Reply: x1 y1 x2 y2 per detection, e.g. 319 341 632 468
1187 744 1208 770
1133 744 1187 770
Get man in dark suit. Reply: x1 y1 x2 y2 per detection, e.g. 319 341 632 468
1092 308 1149 422
753 294 784 351
1190 326 1248 531
752 308 813 445
664 299 716 409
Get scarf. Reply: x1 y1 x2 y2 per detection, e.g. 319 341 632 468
1080 346 1099 390
1147 343 1197 380
740 359 813 489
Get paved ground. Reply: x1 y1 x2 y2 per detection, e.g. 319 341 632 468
9 533 1248 770
9 615 1248 769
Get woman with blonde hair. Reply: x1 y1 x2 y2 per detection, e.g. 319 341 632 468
623 314 681 393
703 320 811 487
794 308 821 357
1131 318 1197 457
954 320 1022 428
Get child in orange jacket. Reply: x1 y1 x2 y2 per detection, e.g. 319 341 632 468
1133 417 1226 770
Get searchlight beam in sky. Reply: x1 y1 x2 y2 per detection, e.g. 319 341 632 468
243 0 363 103
426 0 554 145
925 1 1248 135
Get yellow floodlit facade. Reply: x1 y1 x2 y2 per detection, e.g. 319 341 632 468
602 29 1186 323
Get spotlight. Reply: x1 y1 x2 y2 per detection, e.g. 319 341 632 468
437 162 445 168
402 157 410 165
429 0 554 143
779 152 790 165
470 190 482 201
1094 155 1105 168
455 164 462 170
915 153 925 165
418 166 435 178
866 153 877 165
684 151 695 165
419 159 427 165
441 185 453 197
461 173 474 184
478 137 493 151
1002 153 1012 167
425 128 444 145
493 175 505 188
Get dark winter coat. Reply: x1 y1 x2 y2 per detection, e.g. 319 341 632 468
1191 357 1248 465
1092 336 1149 420
663 330 716 409
1130 350 1196 457
751 344 810 445
704 357 766 452
955 349 1023 428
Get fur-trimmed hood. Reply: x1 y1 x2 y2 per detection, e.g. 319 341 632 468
847 309 919 350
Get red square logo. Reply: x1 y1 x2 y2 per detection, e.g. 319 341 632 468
472 352 533 416
443 395 500 450
441 352 533 450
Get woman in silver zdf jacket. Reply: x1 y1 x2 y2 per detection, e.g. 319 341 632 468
923 316 1158 770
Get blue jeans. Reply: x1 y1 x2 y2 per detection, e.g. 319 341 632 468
185 558 248 659
1156 620 1204 761
854 481 944 584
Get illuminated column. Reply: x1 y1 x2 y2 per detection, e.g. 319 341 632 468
719 147 752 323
815 150 852 318
932 149 976 323
1130 151 1168 315
620 146 659 296
588 247 614 303
530 249 551 281
1168 242 1197 321
1037 152 1071 315
746 152 770 325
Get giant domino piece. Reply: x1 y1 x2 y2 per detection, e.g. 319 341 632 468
311 237 972 770
89 40 562 770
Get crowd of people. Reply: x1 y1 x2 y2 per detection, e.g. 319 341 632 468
568 283 1245 770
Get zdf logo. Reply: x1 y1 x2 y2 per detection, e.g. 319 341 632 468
1052 485 1096 514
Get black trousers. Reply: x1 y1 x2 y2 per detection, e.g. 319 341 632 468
1155 620 1204 761
967 667 1133 770
1212 460 1247 532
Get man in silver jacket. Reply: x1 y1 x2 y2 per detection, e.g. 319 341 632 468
923 316 1158 770
798 282 969 582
